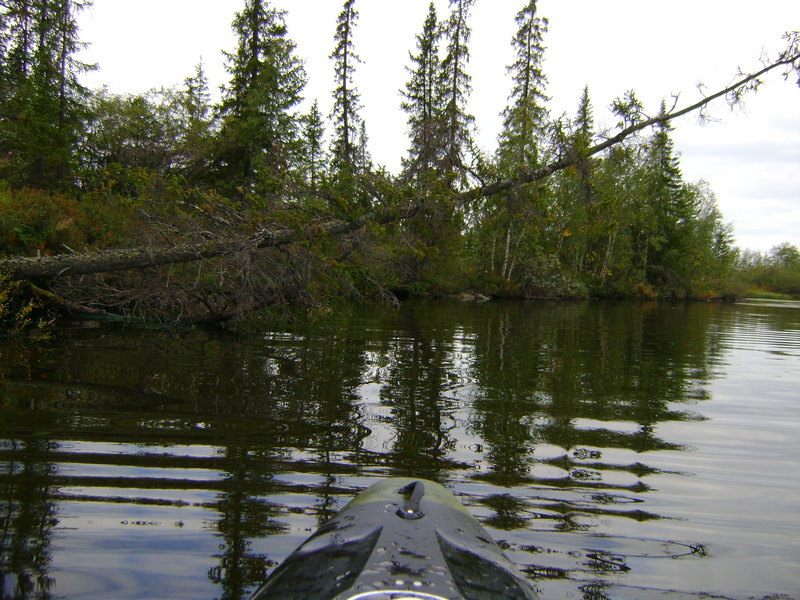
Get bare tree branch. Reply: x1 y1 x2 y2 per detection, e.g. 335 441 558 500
459 47 800 203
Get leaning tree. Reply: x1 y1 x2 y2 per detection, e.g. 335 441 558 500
1 29 798 321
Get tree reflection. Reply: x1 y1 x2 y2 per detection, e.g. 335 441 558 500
0 439 57 600
208 445 287 600
0 300 739 599
378 309 458 477
466 301 716 485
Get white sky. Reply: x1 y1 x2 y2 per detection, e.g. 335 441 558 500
76 0 800 252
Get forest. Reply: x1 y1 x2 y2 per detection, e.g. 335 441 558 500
1 0 799 330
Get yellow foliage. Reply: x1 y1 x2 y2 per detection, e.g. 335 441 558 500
0 274 41 335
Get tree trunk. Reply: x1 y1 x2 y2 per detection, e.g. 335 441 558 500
501 223 512 280
0 207 419 280
599 222 619 284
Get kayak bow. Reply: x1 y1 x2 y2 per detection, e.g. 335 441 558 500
251 477 538 600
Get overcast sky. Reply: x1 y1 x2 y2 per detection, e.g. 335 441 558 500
76 0 800 252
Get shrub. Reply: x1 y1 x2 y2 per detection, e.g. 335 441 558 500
0 274 41 335
0 185 83 256
517 252 589 299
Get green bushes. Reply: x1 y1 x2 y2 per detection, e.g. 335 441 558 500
0 184 143 257
0 186 82 256
0 273 41 335
737 243 800 298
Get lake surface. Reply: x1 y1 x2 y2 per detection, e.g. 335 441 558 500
1 299 798 600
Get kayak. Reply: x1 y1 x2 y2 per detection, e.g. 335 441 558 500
250 477 538 600
251 477 538 600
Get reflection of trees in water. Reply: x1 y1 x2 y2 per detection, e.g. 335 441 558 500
270 319 372 524
0 301 741 598
1 323 376 451
469 307 544 482
377 307 459 477
284 326 370 453
312 454 340 525
0 439 57 600
0 432 296 600
0 303 722 488
466 301 717 484
0 320 376 600
479 494 531 530
151 325 376 596
208 445 287 600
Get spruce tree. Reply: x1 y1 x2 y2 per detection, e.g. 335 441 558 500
401 2 443 186
391 1 474 289
439 0 475 186
1 1 34 82
174 62 214 183
481 0 550 282
0 4 14 96
329 0 369 213
217 0 306 199
0 0 91 189
298 99 326 190
355 119 371 172
573 85 595 206
497 0 549 171
558 86 597 270
641 100 695 283
329 0 360 171
646 101 683 207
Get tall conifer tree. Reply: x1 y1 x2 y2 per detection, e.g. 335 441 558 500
439 0 475 186
299 99 326 190
646 102 683 206
174 62 214 183
498 0 549 170
553 86 597 271
355 119 371 172
0 0 91 189
217 0 306 198
573 85 595 207
401 2 443 186
329 0 362 174
0 11 7 111
1 1 34 82
483 0 551 281
328 0 371 214
641 100 694 277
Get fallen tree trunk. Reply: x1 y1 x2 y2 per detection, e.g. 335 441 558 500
0 205 420 280
25 282 111 317
1 46 797 282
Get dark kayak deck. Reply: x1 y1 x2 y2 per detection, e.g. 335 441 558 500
251 477 538 600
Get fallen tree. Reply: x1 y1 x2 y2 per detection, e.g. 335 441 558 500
4 41 798 283
0 208 417 280
1 38 798 321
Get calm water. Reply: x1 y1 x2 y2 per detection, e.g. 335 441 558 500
1 299 798 600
